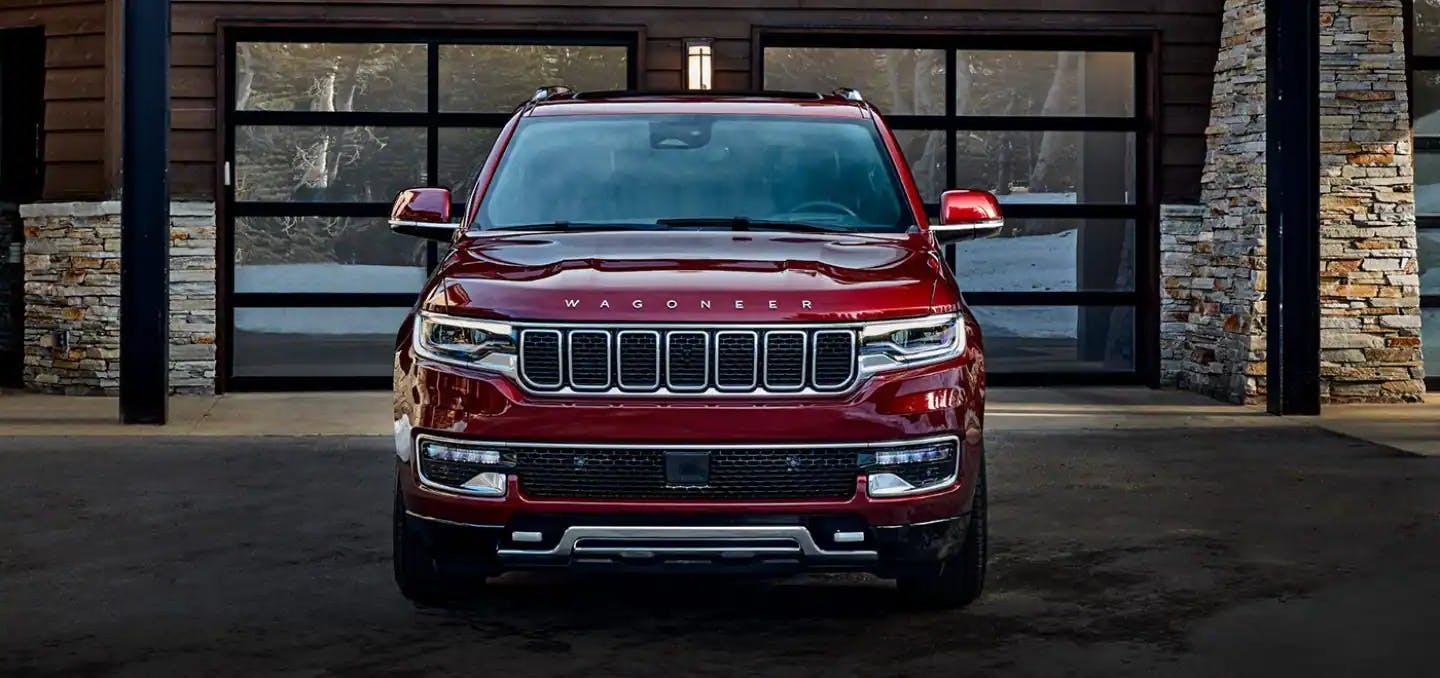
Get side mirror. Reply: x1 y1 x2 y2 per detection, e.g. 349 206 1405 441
931 190 1003 243
389 188 457 241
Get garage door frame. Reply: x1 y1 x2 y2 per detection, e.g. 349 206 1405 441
217 23 642 392
756 28 1160 386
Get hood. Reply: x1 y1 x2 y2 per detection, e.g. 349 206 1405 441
422 230 956 323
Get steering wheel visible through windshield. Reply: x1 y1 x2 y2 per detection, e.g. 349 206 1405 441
474 113 914 232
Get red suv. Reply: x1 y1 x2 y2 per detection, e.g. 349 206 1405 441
388 88 1002 608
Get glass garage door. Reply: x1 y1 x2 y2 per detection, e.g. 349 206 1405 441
1408 5 1440 391
763 36 1154 384
224 31 635 390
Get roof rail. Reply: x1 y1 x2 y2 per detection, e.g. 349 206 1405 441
572 89 824 101
833 88 864 102
529 85 574 103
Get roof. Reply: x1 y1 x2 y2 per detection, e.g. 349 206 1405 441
525 91 872 118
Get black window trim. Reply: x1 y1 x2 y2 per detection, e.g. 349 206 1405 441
1405 2 1439 392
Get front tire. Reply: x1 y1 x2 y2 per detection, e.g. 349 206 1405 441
393 483 484 605
897 459 987 609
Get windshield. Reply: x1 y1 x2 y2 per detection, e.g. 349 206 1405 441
474 114 914 232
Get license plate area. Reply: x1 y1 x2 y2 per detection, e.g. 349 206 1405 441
664 451 710 486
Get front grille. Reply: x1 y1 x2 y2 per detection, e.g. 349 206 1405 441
515 445 859 500
617 331 659 389
812 331 856 389
667 332 708 389
519 330 562 388
568 331 610 389
517 326 858 395
715 332 757 389
764 332 806 389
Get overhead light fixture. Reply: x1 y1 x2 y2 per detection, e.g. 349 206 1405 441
685 38 713 91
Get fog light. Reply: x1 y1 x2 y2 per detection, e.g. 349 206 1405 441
416 438 514 497
862 439 959 498
460 471 507 497
867 473 919 497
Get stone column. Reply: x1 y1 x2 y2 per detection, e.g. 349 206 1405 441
1318 0 1425 402
1185 0 1269 404
168 203 218 394
20 201 217 395
1159 204 1208 387
1161 0 1424 404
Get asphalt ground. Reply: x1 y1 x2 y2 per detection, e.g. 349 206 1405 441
3 426 1439 677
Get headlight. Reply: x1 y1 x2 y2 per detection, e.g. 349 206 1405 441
858 313 965 373
413 311 517 374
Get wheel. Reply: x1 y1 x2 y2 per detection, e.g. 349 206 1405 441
393 483 484 605
897 459 987 609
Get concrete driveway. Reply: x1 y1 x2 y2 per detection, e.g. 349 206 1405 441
3 396 1439 676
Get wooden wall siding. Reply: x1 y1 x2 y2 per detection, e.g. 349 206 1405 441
11 0 1225 201
172 0 1223 201
0 0 109 200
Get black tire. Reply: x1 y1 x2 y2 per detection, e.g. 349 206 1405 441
393 484 483 605
897 458 987 609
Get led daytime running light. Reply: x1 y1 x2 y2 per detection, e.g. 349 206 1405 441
422 442 504 466
873 446 951 466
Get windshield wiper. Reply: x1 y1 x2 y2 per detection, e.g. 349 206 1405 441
654 217 835 233
488 221 667 232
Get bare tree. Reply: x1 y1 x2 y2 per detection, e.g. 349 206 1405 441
235 43 254 110
1029 52 1080 193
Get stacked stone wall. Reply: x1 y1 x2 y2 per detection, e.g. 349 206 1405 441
1318 0 1425 402
1179 0 1269 404
1159 204 1208 386
1163 0 1423 404
20 202 217 395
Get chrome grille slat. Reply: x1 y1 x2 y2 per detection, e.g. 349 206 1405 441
519 330 563 389
568 330 611 389
764 331 807 390
518 326 858 395
616 331 660 390
715 331 759 390
666 331 709 390
812 330 857 389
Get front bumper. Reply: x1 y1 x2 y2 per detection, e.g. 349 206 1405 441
400 435 977 531
395 348 984 575
399 433 979 576
404 509 969 576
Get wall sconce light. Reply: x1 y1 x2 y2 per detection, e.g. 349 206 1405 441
685 38 713 91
